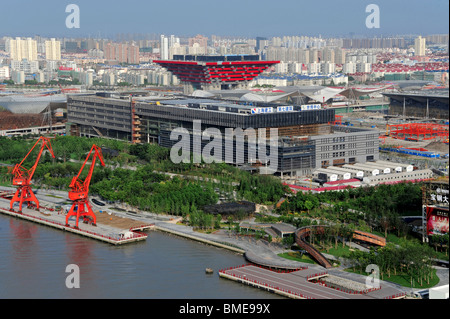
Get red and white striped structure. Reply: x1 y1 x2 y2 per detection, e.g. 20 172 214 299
154 59 279 86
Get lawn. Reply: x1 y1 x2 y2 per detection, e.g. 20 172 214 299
278 251 319 265
319 244 353 258
344 268 440 289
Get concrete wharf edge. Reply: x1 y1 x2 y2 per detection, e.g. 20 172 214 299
219 265 408 300
0 207 149 245
219 271 304 299
153 225 246 254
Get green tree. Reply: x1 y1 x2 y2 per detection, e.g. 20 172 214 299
214 214 222 229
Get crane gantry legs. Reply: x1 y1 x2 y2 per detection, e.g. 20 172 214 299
10 185 40 213
65 199 97 229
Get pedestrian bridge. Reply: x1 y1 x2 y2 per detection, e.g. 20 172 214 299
295 226 333 268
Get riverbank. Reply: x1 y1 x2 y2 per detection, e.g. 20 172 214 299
2 186 447 297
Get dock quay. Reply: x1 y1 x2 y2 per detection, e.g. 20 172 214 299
0 195 152 245
219 264 407 299
153 224 246 254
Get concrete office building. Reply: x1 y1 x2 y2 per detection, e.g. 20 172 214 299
311 126 379 169
67 93 380 177
102 72 116 86
78 70 93 86
0 66 10 80
11 59 39 74
11 70 25 84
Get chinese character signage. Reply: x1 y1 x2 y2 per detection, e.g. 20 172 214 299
300 104 321 111
276 106 294 112
430 187 449 205
251 107 273 114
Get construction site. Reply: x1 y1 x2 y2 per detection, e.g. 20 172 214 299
339 111 449 157
0 102 65 137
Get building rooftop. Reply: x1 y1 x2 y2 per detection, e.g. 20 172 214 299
270 223 297 234
172 54 260 62
155 98 299 115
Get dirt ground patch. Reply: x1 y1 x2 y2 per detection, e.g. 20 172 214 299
424 141 449 154
383 137 450 154
0 111 44 130
94 211 150 229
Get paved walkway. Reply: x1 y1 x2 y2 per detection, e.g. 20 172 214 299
220 265 406 299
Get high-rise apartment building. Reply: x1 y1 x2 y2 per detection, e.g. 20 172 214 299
342 37 405 49
169 35 180 47
127 44 140 64
414 36 426 56
334 48 346 64
256 37 268 52
425 34 449 45
169 43 186 59
321 48 335 63
45 38 61 61
160 35 169 60
7 37 38 61
309 49 319 63
188 34 208 52
343 61 356 74
104 42 140 64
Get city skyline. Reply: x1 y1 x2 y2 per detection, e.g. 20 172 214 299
1 0 448 39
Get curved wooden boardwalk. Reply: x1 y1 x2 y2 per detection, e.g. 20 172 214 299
295 226 333 268
353 230 386 247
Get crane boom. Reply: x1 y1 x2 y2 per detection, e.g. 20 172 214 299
65 144 105 228
10 136 55 212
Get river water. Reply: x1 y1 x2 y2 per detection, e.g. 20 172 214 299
0 214 283 299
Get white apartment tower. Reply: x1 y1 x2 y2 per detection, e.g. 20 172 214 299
45 38 61 61
160 35 169 60
414 36 426 56
7 37 38 61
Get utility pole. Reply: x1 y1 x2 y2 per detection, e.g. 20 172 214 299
48 104 52 134
403 97 406 118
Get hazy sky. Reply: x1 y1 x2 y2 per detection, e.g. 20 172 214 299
1 0 448 38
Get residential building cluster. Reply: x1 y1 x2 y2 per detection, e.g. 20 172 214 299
0 33 447 88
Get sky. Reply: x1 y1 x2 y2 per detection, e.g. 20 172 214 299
1 0 448 38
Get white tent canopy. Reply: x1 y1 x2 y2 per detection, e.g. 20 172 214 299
239 92 294 102
338 85 394 99
191 90 216 98
191 84 394 104
300 87 345 103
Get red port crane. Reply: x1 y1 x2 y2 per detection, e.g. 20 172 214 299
65 144 105 228
10 136 55 212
